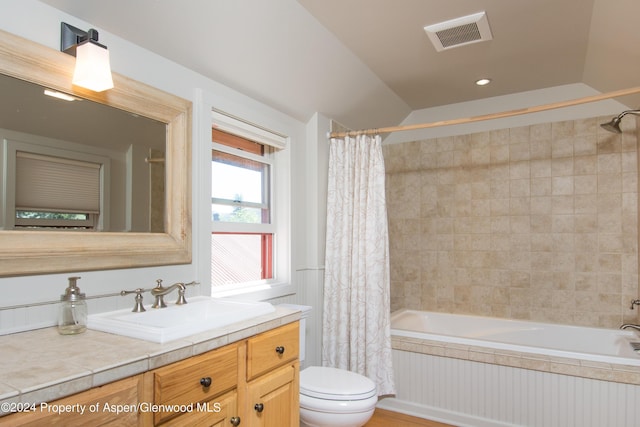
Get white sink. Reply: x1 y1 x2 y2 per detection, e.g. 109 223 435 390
88 296 275 343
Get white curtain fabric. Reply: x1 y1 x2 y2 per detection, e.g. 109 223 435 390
322 134 396 397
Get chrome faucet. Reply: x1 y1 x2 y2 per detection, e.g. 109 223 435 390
121 279 199 311
620 324 640 333
150 279 188 308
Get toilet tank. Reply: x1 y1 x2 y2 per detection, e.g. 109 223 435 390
278 304 312 362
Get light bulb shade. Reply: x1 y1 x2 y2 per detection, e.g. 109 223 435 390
72 40 114 92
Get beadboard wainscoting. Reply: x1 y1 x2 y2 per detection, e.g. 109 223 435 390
382 348 640 427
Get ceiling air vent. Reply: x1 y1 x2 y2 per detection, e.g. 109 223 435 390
424 11 493 52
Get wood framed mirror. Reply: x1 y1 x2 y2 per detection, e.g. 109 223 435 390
0 29 192 276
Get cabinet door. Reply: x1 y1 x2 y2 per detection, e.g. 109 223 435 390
0 374 143 427
158 390 239 427
246 362 299 427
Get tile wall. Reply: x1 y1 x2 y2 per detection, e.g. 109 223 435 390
383 116 640 328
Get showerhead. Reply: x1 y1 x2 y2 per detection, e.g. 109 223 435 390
600 109 640 133
600 116 623 133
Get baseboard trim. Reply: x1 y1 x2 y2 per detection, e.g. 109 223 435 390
376 398 518 427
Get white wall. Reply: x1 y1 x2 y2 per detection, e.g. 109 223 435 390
583 0 640 108
0 0 310 334
295 112 331 368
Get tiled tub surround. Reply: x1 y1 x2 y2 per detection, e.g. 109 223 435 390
0 305 300 416
383 116 640 328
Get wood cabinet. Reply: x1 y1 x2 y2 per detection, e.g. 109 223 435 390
246 363 298 427
0 322 299 427
156 391 238 427
0 374 145 426
150 343 239 425
247 321 299 380
245 322 299 426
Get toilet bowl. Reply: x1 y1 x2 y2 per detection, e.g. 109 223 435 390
299 366 377 427
276 304 377 427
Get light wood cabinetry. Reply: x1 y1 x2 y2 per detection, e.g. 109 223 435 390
0 374 145 426
247 321 299 380
245 321 299 426
246 363 299 427
1 322 299 427
149 343 240 425
156 391 238 427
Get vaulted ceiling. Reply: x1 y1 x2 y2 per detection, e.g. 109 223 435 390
39 0 640 130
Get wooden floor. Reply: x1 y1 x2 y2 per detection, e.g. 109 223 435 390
365 408 456 427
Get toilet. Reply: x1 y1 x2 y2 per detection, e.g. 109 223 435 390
299 366 377 427
279 304 378 427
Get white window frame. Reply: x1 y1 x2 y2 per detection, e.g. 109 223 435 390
210 111 291 298
211 142 273 232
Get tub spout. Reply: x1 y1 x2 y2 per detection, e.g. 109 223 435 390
620 324 640 332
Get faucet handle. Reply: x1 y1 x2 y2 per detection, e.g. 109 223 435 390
176 284 187 305
120 288 147 312
174 281 199 305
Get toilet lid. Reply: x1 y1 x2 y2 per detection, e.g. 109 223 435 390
300 366 377 400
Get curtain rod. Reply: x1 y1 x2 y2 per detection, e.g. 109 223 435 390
328 86 640 139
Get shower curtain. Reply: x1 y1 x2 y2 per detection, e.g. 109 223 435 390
322 133 396 396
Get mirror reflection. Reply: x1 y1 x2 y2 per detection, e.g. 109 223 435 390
0 73 166 232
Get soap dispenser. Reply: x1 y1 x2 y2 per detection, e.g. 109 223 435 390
58 276 87 335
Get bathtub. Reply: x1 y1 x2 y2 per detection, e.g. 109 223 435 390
390 309 640 366
381 309 640 427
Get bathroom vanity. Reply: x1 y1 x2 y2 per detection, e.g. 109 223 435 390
0 307 300 426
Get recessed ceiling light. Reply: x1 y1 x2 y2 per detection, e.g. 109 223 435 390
475 78 492 86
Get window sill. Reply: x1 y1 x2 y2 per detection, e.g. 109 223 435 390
211 281 295 302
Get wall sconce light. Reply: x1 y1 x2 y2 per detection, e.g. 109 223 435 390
60 22 114 92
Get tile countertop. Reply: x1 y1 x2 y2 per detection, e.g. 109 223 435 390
0 305 300 414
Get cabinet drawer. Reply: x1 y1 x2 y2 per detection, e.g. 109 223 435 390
153 343 238 425
158 390 238 427
247 322 299 380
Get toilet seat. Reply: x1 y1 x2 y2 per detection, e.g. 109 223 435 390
300 366 377 401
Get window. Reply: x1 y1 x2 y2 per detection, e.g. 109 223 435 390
14 151 101 229
15 211 97 229
2 139 110 231
210 110 289 295
211 129 275 287
211 134 270 225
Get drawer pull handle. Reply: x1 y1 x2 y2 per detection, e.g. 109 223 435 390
254 403 264 413
275 346 285 355
230 416 241 426
200 377 212 387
